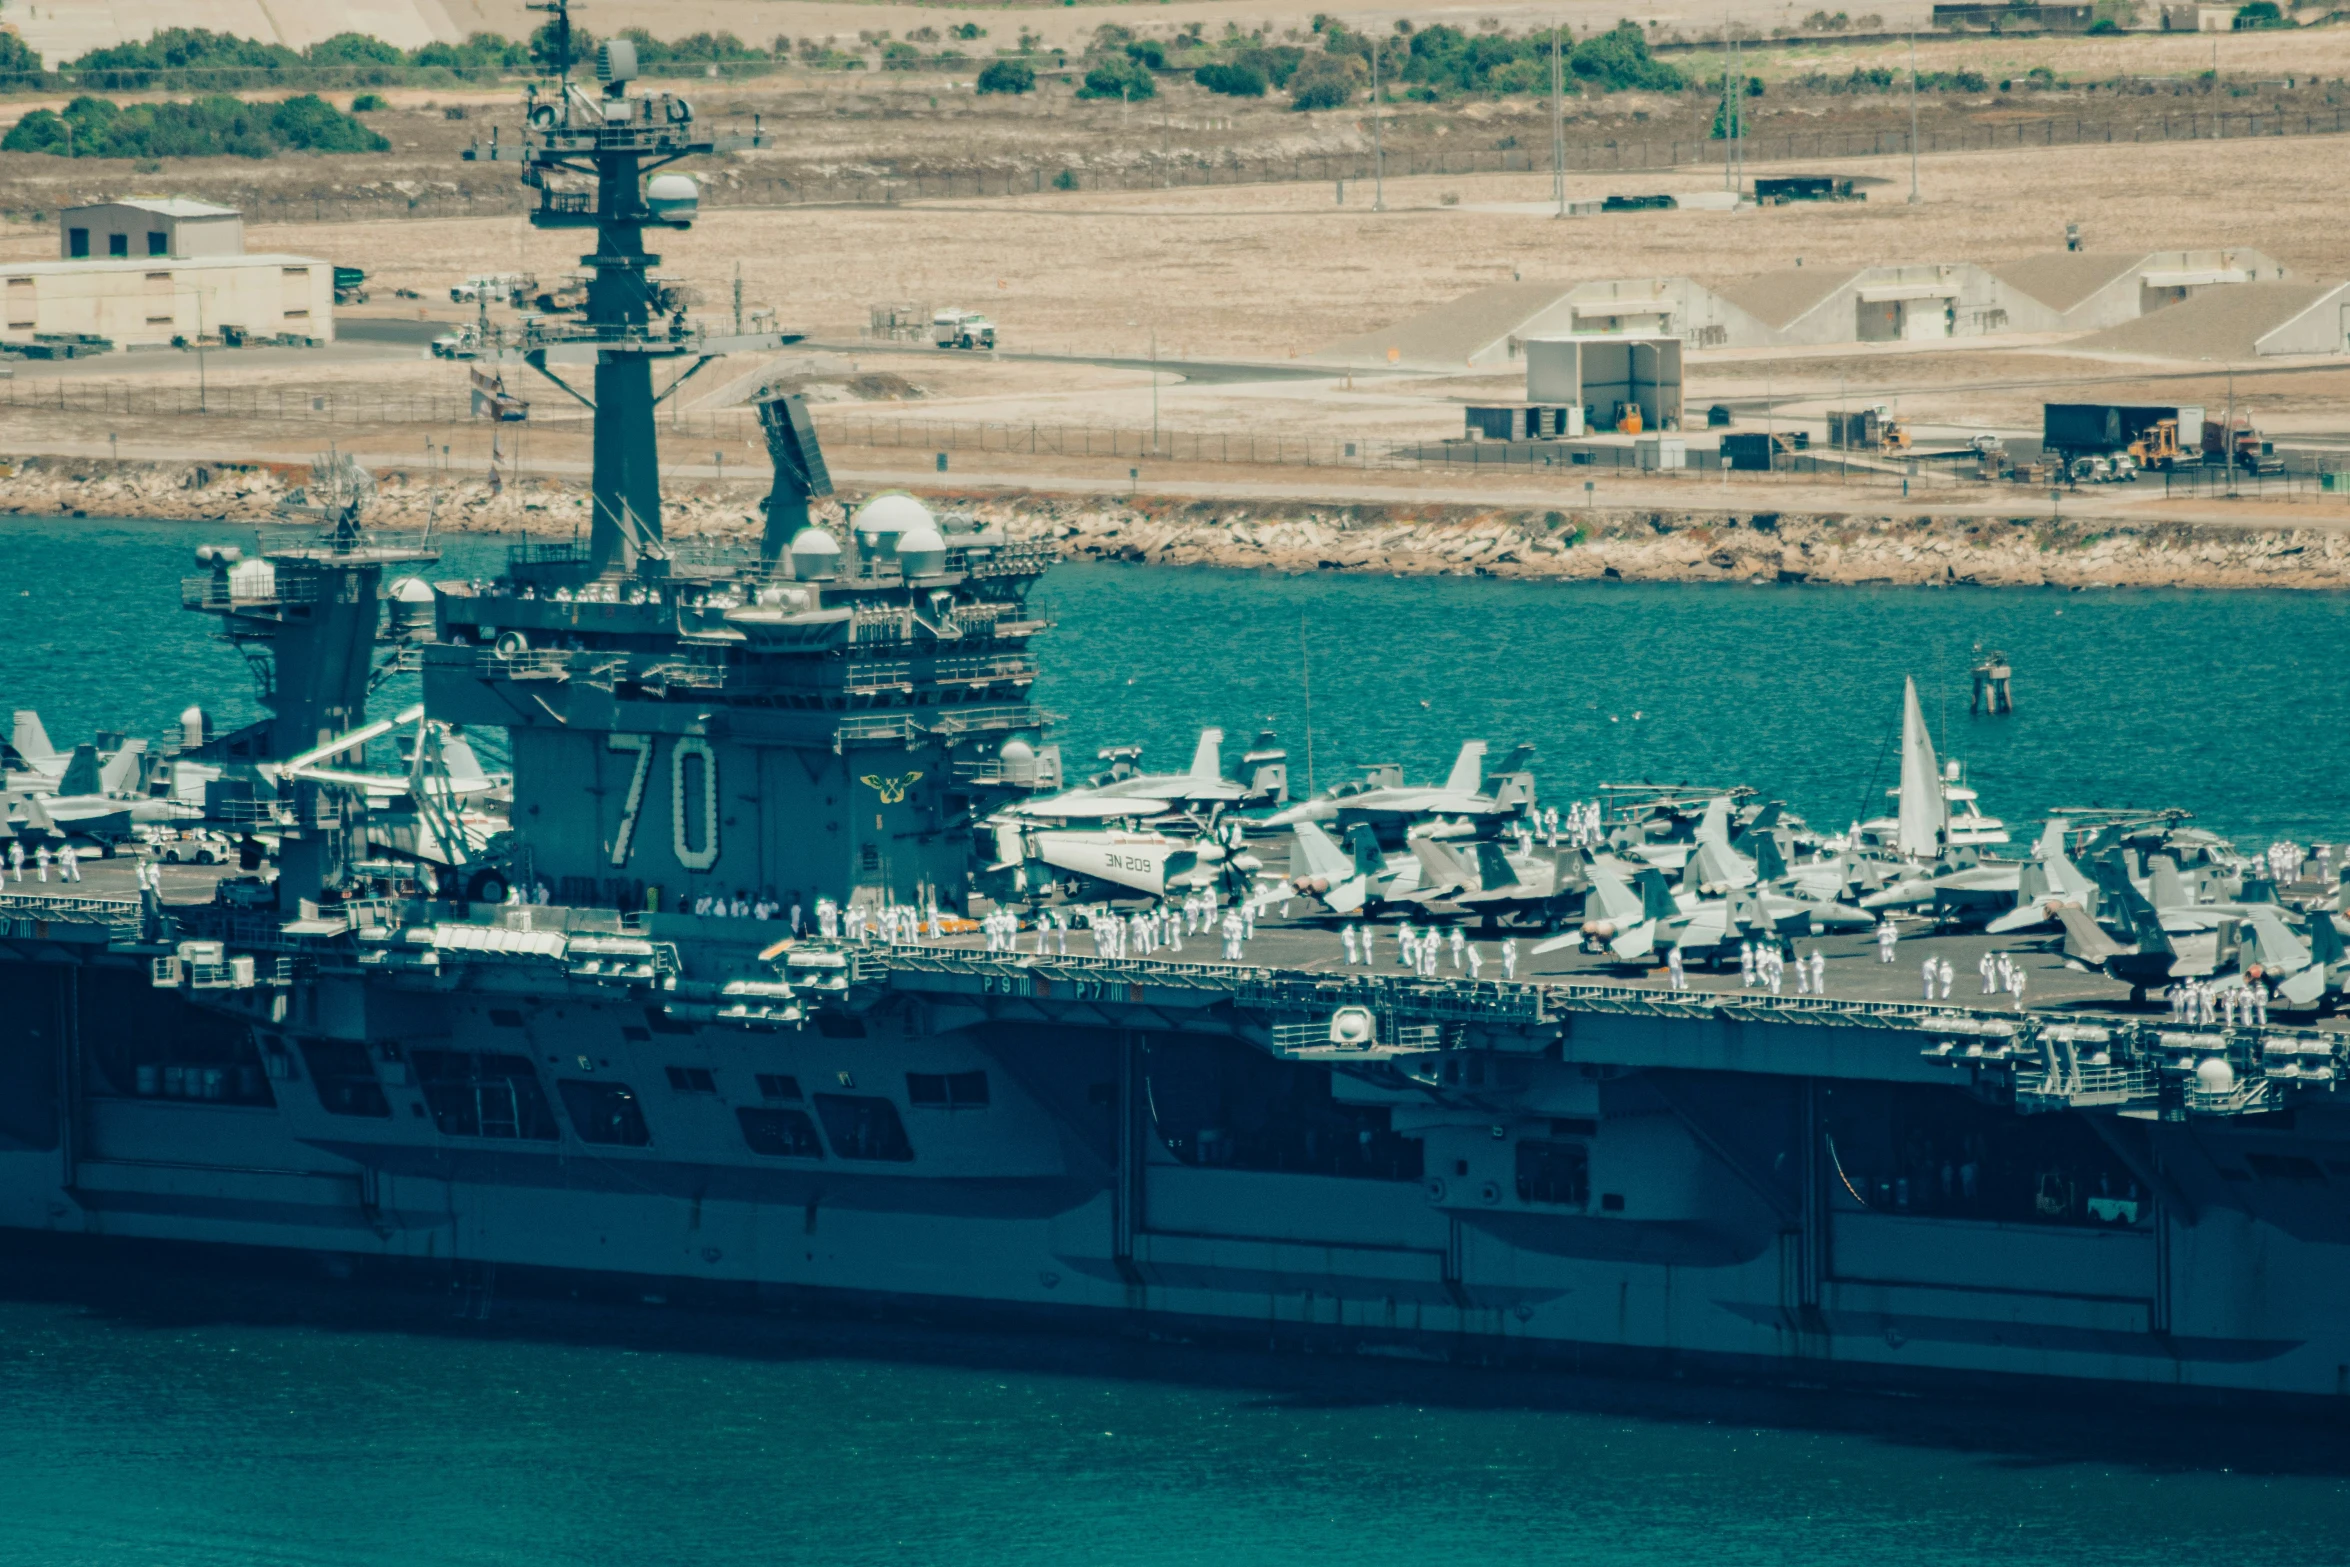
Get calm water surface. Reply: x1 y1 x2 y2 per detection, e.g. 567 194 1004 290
10 515 2348 845
1 1296 2347 1567
4 514 2349 1566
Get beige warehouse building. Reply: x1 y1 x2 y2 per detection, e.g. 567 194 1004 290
0 254 335 348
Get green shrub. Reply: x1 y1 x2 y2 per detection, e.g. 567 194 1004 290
976 58 1035 93
1124 39 1166 69
0 32 40 89
2234 0 2287 23
270 93 388 151
528 20 592 75
307 32 406 67
1243 45 1308 86
1052 167 1079 189
1194 61 1267 96
1569 23 1682 92
1289 70 1354 110
0 90 386 158
350 92 387 111
1078 56 1155 98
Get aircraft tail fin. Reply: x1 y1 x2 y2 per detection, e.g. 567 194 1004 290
1750 831 1788 883
1442 741 1487 795
1695 796 1733 849
1472 839 1520 892
1408 837 1472 895
1344 823 1387 880
1585 858 1644 927
2148 854 2188 911
2056 904 2127 965
10 711 53 762
2117 884 2172 957
1292 821 1352 884
1635 867 1678 923
1488 773 1534 810
2090 851 2134 903
2312 910 2347 969
97 738 145 796
1187 728 1225 781
1484 742 1535 784
55 744 101 798
439 735 493 793
2036 817 2068 861
2245 907 2311 975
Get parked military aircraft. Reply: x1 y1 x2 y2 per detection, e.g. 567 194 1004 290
1007 729 1268 822
1259 741 1533 836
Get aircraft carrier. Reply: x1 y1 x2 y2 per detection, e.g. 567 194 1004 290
3 13 2349 1412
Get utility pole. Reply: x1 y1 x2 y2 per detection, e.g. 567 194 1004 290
1551 18 1566 217
1721 20 1733 193
2226 363 2237 499
1371 34 1385 212
1728 35 1743 197
1907 34 1921 204
733 261 743 334
1150 327 1160 455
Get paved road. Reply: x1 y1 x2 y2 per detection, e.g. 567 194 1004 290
803 339 1354 385
17 431 2350 533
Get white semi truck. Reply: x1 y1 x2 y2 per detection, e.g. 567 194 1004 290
931 308 995 350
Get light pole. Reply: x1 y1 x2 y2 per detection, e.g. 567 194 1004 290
2225 362 2237 498
1907 35 1921 205
1551 18 1566 218
1721 25 1733 195
1371 35 1385 213
1150 327 1160 455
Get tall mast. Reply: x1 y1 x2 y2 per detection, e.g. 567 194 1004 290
475 0 786 577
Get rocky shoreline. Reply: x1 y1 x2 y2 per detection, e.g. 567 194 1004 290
9 457 2350 591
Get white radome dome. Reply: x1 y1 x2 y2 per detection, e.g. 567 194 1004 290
788 526 842 580
897 523 948 577
851 493 933 546
645 173 700 221
2195 1056 2236 1093
227 558 276 599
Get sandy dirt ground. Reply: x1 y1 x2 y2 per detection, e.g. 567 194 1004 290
2 24 2348 549
0 126 2330 448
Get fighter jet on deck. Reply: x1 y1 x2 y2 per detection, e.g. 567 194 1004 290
1279 820 1426 915
1259 742 1533 836
1402 836 1589 929
1007 729 1269 823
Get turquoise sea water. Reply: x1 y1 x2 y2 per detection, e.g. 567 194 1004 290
5 515 2350 1562
9 515 2347 847
1 1290 2348 1567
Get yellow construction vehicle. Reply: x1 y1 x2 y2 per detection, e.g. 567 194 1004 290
1829 405 1911 451
2125 416 2190 472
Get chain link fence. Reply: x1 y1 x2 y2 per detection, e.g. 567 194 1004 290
210 105 2350 225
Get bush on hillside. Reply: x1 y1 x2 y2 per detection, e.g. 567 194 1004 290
1569 23 1683 92
1194 61 1267 96
976 58 1035 94
1 92 388 158
1078 55 1155 99
0 32 43 89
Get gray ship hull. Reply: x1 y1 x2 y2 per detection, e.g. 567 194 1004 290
5 934 2346 1411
